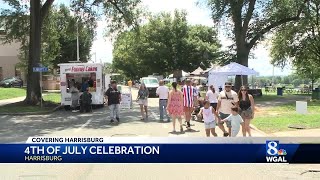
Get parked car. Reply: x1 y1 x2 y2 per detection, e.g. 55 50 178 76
0 77 24 88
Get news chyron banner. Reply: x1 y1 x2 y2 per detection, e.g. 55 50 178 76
0 137 320 163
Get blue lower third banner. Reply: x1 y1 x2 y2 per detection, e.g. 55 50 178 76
0 143 320 163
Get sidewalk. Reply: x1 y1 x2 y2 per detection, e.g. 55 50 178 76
0 97 25 106
271 128 320 137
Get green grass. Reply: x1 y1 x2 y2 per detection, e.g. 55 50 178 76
43 93 61 104
253 100 320 133
0 88 26 100
0 92 61 113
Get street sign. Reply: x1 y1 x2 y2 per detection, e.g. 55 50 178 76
33 67 48 72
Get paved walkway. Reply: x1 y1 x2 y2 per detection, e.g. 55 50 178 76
271 128 320 137
0 96 25 106
255 95 310 108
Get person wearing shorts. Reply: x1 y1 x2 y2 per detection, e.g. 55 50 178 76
137 83 149 120
221 106 245 137
182 79 194 129
206 85 219 110
216 82 239 137
238 86 255 137
198 100 220 137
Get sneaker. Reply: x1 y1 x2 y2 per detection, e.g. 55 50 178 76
110 119 114 123
186 121 191 128
116 117 120 122
223 132 229 137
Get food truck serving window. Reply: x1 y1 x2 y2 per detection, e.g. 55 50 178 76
66 73 97 93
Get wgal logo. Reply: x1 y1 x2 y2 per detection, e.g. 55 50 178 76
266 141 287 163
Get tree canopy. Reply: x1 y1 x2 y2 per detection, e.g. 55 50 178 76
270 0 320 89
0 0 142 105
112 10 222 79
202 0 310 90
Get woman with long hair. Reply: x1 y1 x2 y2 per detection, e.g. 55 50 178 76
166 82 184 132
238 86 255 137
137 83 149 120
206 85 219 110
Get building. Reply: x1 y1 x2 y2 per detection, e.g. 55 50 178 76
0 34 22 81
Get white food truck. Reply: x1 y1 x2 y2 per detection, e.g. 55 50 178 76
59 63 110 109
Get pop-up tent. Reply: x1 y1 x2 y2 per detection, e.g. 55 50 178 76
208 62 259 91
168 71 189 78
190 67 203 76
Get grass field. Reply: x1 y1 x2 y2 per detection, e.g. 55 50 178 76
0 88 26 100
253 100 320 133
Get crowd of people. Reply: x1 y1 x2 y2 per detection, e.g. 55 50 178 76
104 79 256 137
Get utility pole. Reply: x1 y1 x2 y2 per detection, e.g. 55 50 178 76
76 20 80 62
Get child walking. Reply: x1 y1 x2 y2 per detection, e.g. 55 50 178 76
198 100 220 137
221 106 245 137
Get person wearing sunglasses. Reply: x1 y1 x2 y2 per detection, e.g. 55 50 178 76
216 82 239 137
238 86 255 137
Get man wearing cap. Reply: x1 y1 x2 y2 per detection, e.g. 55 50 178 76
216 82 239 137
182 79 194 129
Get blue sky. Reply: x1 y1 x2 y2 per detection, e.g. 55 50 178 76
0 0 292 76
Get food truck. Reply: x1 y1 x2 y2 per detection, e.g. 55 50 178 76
58 63 109 109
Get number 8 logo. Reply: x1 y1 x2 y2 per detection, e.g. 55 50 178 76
267 141 278 156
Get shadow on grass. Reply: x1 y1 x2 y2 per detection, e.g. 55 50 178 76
0 101 59 113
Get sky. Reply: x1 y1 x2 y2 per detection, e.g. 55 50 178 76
0 0 292 76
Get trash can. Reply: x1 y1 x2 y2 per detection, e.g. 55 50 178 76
277 87 283 96
312 88 320 100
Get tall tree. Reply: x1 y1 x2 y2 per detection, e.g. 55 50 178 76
113 10 222 78
202 0 309 90
271 0 320 90
1 0 142 105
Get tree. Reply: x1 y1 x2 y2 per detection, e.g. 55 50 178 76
113 10 222 78
202 0 309 90
1 0 142 105
1 4 95 75
271 0 320 90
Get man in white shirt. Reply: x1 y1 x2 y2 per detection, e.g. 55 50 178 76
216 82 239 137
156 80 170 122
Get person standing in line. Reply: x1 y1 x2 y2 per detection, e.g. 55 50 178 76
198 100 220 137
156 80 170 122
221 106 245 137
81 79 89 92
137 83 149 120
193 81 200 107
216 82 239 137
182 79 194 129
70 81 79 113
167 82 184 132
80 87 92 113
238 86 255 137
105 80 121 123
128 79 132 89
206 85 219 110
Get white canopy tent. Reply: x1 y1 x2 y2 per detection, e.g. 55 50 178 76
168 71 189 78
208 62 259 91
